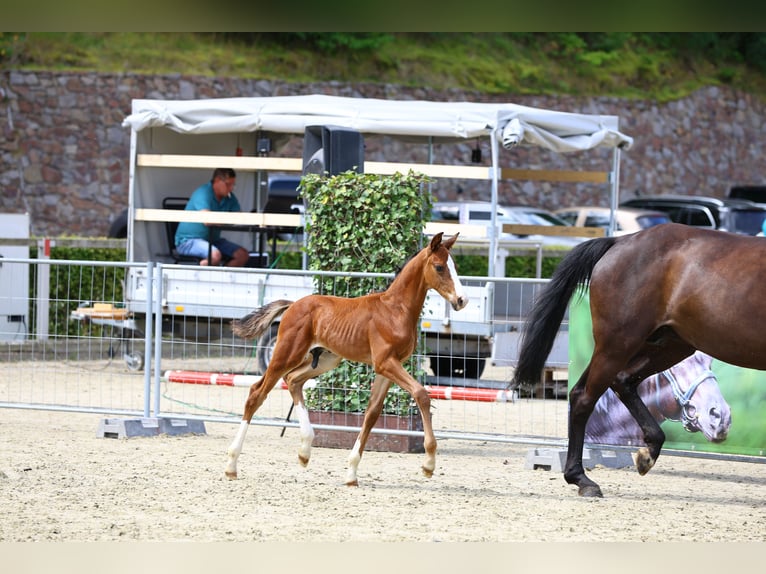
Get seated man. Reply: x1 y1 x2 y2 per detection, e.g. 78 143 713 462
175 168 250 267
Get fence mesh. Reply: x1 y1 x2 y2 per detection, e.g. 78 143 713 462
1 257 569 444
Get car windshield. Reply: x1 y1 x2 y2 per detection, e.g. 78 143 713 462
509 210 567 226
728 210 766 235
636 214 672 229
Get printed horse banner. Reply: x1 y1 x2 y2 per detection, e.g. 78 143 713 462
569 289 766 457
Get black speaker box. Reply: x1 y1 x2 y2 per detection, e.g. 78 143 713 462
302 125 364 176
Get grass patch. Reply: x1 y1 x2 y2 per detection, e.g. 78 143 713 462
5 32 766 102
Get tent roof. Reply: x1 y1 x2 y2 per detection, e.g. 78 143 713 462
123 94 632 154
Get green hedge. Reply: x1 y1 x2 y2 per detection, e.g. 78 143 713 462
299 170 432 416
28 245 127 337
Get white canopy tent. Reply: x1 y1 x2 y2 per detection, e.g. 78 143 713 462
123 94 632 274
123 94 632 151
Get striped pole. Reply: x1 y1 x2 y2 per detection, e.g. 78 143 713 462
425 385 515 403
162 370 287 389
163 370 513 402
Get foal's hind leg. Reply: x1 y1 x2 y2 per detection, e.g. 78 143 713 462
225 321 315 480
225 374 284 479
345 374 392 486
284 350 342 468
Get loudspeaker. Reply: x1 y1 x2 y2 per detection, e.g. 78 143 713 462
302 125 364 176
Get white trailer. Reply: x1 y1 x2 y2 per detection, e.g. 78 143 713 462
120 95 632 378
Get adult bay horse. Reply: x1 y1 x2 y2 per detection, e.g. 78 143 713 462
512 223 765 497
225 232 467 486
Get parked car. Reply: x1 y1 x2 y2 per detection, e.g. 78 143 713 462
620 195 766 235
728 185 766 206
431 201 584 247
554 206 672 236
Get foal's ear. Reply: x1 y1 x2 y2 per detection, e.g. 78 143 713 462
442 233 459 251
429 232 444 252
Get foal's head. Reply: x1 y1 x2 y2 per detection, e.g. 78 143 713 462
423 232 468 311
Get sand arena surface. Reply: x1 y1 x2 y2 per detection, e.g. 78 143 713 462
1 407 766 542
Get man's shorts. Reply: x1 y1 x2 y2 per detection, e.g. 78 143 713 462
176 237 242 261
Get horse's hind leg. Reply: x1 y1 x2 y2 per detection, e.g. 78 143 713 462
225 321 315 480
610 376 665 476
611 344 693 476
345 374 392 486
284 350 342 468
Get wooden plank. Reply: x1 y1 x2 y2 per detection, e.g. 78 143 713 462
365 161 491 180
137 154 492 180
502 224 605 238
500 168 609 184
136 154 609 185
135 208 302 228
137 154 303 171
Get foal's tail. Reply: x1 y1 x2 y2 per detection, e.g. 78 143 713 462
231 299 293 340
511 236 618 387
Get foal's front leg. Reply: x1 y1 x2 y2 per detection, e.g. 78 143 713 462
377 360 437 480
346 374 392 486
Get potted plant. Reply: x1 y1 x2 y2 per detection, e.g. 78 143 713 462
299 169 432 453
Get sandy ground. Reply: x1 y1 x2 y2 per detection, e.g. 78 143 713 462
1 406 766 543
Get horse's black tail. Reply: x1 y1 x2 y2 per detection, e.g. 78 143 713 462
511 236 618 387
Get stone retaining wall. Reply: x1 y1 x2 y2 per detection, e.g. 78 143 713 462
1 71 763 237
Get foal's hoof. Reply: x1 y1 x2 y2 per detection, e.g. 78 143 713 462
225 471 238 480
634 447 655 476
345 479 359 487
421 466 434 478
578 485 603 498
298 455 310 467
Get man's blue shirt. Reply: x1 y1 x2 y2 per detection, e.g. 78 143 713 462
175 181 241 246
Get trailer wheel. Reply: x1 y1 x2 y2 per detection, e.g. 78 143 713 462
429 355 486 379
125 352 144 372
255 323 280 374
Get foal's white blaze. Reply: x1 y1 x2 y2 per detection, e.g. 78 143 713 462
446 254 468 310
225 420 250 478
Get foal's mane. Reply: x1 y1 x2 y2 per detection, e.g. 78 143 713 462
383 241 429 290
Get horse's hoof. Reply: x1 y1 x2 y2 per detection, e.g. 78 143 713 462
578 485 603 498
634 448 655 476
298 455 310 467
421 466 434 478
345 479 359 487
225 471 238 480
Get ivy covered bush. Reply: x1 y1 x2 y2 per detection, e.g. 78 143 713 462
298 170 432 417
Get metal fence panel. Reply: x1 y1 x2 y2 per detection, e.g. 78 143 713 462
1 257 569 445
